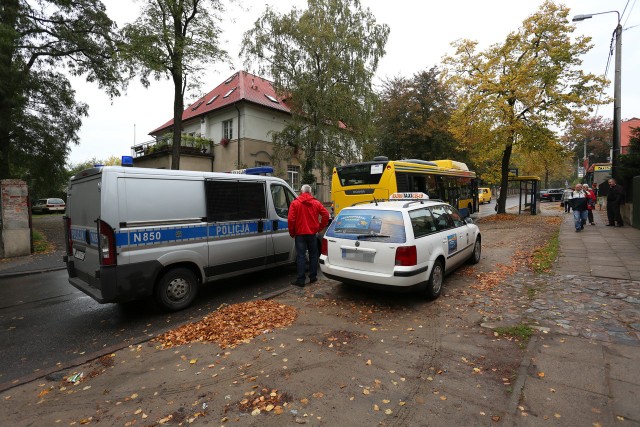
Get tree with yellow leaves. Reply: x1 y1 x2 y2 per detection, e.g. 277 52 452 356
443 1 607 213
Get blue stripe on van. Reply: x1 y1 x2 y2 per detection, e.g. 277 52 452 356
75 220 287 249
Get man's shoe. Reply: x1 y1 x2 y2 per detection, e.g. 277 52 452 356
590 223 595 225
290 280 305 287
580 225 584 230
575 229 580 232
616 224 624 227
606 224 614 226
309 278 318 284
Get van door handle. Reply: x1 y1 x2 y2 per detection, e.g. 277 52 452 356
272 220 278 231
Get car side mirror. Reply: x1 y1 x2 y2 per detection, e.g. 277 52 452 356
465 217 474 224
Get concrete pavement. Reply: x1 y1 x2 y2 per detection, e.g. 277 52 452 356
511 207 640 425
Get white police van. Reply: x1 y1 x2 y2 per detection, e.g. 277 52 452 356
63 166 298 311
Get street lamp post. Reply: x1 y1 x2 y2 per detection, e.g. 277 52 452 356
572 11 622 182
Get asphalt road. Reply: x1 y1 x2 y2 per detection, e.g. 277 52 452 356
0 266 294 389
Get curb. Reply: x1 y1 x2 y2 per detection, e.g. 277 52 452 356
0 265 66 279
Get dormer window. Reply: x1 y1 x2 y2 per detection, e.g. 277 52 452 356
223 87 237 98
206 94 219 105
191 100 204 111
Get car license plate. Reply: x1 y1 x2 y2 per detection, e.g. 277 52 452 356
341 248 374 263
73 248 85 261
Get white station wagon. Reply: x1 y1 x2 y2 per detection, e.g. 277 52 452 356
319 193 481 299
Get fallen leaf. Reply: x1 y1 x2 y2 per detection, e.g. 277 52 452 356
366 359 372 366
537 372 545 378
373 404 379 411
385 409 393 415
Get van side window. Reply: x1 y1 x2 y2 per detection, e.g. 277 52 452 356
205 180 267 221
271 184 296 219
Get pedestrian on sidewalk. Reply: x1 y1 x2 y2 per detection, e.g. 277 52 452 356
583 183 596 225
598 181 608 211
568 183 588 232
606 178 625 227
561 187 572 213
288 184 330 287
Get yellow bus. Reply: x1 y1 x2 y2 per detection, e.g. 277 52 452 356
331 157 478 217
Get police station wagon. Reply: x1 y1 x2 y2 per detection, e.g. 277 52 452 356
319 193 481 299
64 166 297 311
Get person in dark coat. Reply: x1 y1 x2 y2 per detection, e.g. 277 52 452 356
569 183 588 232
606 178 625 227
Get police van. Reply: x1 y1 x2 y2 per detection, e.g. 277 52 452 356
63 166 298 311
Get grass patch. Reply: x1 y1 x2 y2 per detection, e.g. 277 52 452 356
494 324 534 347
530 230 559 274
32 229 51 253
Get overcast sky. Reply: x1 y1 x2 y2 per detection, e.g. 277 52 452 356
67 0 640 164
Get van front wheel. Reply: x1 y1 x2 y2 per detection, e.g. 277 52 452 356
155 268 198 311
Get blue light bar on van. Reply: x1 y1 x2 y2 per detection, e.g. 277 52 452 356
122 156 134 167
229 166 274 176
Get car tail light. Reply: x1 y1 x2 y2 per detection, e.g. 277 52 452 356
395 246 417 266
321 238 328 256
98 219 117 266
63 216 73 255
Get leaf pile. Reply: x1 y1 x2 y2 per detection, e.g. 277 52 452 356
229 386 291 415
154 300 298 349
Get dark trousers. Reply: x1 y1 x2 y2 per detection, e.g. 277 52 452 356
587 210 594 224
294 234 318 283
607 202 623 226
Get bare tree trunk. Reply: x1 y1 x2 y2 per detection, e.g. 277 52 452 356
497 142 513 214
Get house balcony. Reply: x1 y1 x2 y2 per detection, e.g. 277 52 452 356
131 135 214 159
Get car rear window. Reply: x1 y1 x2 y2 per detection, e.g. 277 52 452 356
326 209 406 243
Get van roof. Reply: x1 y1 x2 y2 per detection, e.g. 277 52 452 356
71 166 289 184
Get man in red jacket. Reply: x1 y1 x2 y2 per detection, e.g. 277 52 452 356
288 184 330 287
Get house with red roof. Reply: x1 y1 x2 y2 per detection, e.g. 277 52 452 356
133 71 329 200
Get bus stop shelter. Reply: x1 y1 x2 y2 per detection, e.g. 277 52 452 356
509 175 541 215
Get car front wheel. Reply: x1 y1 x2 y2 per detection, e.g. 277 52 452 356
425 260 444 300
155 267 199 312
468 237 481 264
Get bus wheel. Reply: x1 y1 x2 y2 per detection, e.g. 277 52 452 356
425 260 443 300
155 267 199 311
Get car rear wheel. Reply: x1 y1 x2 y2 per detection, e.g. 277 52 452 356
468 237 481 264
425 259 444 300
155 267 199 312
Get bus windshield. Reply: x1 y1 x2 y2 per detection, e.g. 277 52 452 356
335 162 388 186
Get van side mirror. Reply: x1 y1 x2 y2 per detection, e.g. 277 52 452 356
465 217 474 224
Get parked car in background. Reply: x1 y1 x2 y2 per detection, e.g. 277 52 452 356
320 193 481 300
32 198 66 213
478 188 492 204
540 189 563 201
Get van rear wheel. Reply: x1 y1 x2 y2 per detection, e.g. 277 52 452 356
155 268 198 311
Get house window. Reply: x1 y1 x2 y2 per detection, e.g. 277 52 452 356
287 165 300 190
255 161 270 167
223 119 233 140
